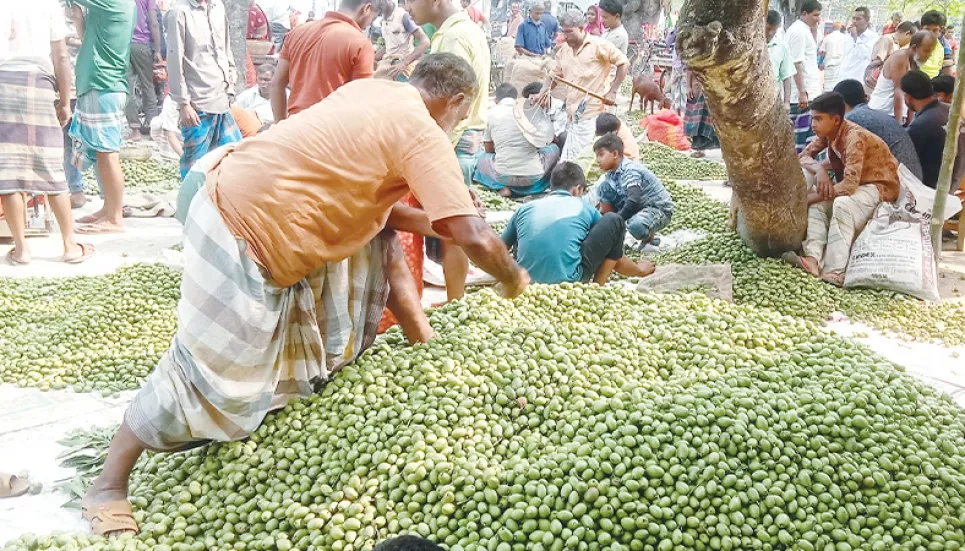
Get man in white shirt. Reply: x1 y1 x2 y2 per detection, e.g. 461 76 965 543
837 7 879 83
599 0 628 55
820 22 845 92
785 0 823 153
473 83 561 197
235 63 281 124
261 0 293 51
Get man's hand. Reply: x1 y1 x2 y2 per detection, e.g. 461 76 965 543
816 170 835 200
798 92 808 111
56 103 72 128
469 188 487 217
603 89 617 106
387 62 405 79
498 268 530 299
154 52 163 65
180 104 201 127
534 88 552 108
848 24 858 39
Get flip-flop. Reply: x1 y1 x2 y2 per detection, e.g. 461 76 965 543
5 249 29 266
76 223 125 235
781 252 819 277
82 499 139 536
0 473 30 499
64 242 96 264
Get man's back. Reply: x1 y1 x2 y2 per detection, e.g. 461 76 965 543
74 0 136 96
502 191 601 284
432 11 490 134
907 100 951 188
208 79 475 287
487 99 542 176
845 104 923 179
281 13 374 115
822 30 844 65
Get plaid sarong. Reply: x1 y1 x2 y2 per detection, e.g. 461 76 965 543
126 190 390 451
683 93 719 151
180 112 243 179
0 69 67 194
69 90 127 172
790 103 815 155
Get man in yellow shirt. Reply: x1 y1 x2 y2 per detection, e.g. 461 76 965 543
920 10 953 77
535 9 628 162
409 0 492 302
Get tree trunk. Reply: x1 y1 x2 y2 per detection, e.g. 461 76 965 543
623 0 664 44
677 0 807 256
226 0 249 95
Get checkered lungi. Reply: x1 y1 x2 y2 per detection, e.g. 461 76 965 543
68 90 127 172
790 103 815 155
683 93 719 151
0 69 67 195
126 189 390 451
180 111 242 179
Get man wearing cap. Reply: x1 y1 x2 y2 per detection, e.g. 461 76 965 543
473 83 561 197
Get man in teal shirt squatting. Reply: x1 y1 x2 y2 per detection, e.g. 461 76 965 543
67 0 135 235
501 162 655 284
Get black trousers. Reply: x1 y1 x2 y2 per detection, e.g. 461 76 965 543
580 212 626 282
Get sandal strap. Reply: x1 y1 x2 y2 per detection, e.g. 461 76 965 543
83 500 139 535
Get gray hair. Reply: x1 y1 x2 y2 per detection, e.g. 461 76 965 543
409 53 479 100
559 9 585 28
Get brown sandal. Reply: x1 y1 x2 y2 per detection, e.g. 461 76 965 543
0 473 30 498
82 500 139 536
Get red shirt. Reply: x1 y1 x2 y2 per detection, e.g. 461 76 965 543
247 5 270 40
466 5 486 24
280 12 375 115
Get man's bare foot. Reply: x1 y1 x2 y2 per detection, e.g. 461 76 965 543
498 188 513 198
71 192 87 209
691 150 706 158
5 248 30 265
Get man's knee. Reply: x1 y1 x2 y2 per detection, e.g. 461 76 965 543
626 216 650 240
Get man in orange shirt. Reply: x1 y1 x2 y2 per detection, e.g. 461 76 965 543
81 54 529 537
270 0 378 120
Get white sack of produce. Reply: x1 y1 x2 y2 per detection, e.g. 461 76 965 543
844 165 960 301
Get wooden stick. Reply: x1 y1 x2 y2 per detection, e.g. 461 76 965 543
930 13 965 260
552 76 616 105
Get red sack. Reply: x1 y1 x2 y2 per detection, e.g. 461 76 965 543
640 109 691 151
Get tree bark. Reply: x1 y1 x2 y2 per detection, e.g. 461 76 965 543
677 0 807 256
623 0 664 44
226 0 249 95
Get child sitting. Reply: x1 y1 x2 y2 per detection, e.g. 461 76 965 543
593 134 674 247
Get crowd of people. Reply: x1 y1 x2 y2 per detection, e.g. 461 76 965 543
1 0 675 536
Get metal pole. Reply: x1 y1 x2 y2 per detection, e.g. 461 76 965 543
930 13 965 260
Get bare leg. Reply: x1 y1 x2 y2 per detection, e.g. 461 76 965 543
593 258 618 284
84 422 146 508
383 233 434 343
441 243 469 302
614 256 656 278
46 194 84 259
1 193 29 263
96 151 125 227
71 192 87 209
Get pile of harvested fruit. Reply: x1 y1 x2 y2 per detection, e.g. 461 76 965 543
0 264 180 394
83 159 179 195
6 285 965 551
638 143 728 181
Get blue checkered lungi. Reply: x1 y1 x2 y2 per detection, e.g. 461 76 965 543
69 90 127 172
180 111 242 179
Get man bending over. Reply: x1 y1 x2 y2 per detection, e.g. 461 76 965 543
502 162 655 284
787 91 898 286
